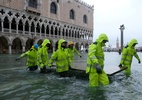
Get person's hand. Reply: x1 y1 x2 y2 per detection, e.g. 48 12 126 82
95 64 102 74
15 57 20 61
118 64 122 68
138 60 141 64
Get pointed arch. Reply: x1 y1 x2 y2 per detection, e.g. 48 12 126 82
66 29 68 36
70 9 75 19
25 20 29 31
4 16 9 29
18 19 23 31
83 14 87 24
51 26 54 35
55 26 57 36
11 18 16 30
46 25 49 35
41 24 45 34
12 37 22 53
31 21 35 32
36 23 40 33
0 36 9 53
50 2 57 14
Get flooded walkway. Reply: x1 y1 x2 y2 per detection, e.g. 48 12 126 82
0 52 142 100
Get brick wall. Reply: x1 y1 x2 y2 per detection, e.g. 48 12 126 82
0 0 93 29
0 0 24 10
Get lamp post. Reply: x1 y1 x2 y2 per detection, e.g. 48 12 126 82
119 24 125 50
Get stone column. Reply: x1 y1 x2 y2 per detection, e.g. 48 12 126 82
9 21 11 33
49 26 51 37
34 26 36 36
23 24 25 34
74 30 76 40
79 31 81 40
29 25 31 35
88 32 90 40
53 27 55 37
60 27 63 38
44 28 46 37
67 29 69 39
68 30 70 39
1 19 4 32
52 46 55 52
57 27 59 38
119 24 125 50
71 30 73 39
86 32 88 40
64 29 66 39
16 22 18 34
22 45 25 53
73 30 75 39
82 31 84 40
40 26 41 37
9 44 12 54
81 31 83 40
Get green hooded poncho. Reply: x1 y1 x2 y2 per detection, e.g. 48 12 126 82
48 39 71 72
37 39 50 68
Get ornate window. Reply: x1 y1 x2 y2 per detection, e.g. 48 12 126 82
83 15 87 24
50 2 57 14
70 9 75 19
28 0 37 8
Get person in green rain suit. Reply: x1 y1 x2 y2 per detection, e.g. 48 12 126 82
16 44 39 71
37 39 51 73
48 39 71 77
66 41 82 63
118 39 141 76
86 33 109 87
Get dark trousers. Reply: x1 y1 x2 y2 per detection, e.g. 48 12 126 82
58 71 73 77
40 66 47 73
28 65 38 71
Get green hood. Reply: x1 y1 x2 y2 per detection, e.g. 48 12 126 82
128 39 138 47
58 39 66 49
41 39 50 47
97 33 109 43
96 33 108 46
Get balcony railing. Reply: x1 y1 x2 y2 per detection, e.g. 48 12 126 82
1 28 92 42
26 6 40 15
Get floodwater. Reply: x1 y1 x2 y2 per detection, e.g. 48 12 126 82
0 52 142 100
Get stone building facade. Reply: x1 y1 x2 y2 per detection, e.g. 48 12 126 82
0 0 94 54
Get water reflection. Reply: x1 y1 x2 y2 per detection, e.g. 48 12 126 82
0 52 142 100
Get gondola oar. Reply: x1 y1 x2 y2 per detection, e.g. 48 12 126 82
107 66 128 76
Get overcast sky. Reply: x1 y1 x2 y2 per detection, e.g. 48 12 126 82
82 0 142 48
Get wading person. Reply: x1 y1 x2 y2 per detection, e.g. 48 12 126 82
16 44 39 71
66 41 82 63
86 33 109 87
48 39 71 77
37 39 51 73
118 39 141 76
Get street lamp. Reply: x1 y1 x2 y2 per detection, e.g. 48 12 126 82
119 24 125 50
